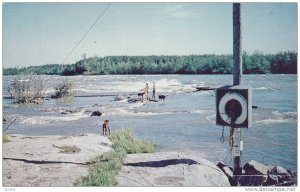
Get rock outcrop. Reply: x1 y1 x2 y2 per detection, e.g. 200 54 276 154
217 160 297 186
117 151 231 186
90 111 102 117
3 134 112 187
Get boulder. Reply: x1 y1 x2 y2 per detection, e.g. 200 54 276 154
270 166 292 184
242 162 295 186
270 166 290 176
91 111 102 117
216 161 227 169
216 162 233 180
277 175 291 184
243 160 268 175
287 169 297 178
264 174 278 186
114 96 126 101
61 109 81 114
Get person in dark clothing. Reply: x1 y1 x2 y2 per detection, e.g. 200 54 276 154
152 82 156 99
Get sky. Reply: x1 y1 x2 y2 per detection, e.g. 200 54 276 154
2 2 298 68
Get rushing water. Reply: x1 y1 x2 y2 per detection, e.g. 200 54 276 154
2 74 297 170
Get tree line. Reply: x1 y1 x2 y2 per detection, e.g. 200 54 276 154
3 51 297 76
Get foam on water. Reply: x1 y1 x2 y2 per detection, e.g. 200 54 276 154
18 111 89 125
254 111 297 125
272 111 297 120
254 119 293 125
191 109 213 115
254 87 269 91
253 86 278 91
72 77 196 94
106 107 173 116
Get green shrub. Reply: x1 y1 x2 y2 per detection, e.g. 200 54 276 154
7 76 48 104
53 80 74 99
75 128 157 186
52 144 81 154
110 128 157 153
75 150 124 186
3 134 11 143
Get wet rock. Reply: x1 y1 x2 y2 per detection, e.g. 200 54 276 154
243 160 268 175
91 111 102 117
277 175 291 184
270 166 290 176
216 162 227 169
270 166 292 184
287 169 297 178
61 109 81 114
216 162 233 180
231 160 297 186
128 98 141 103
264 173 278 186
30 98 42 104
114 96 124 101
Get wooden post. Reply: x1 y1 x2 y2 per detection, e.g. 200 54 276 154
232 3 243 182
233 3 242 86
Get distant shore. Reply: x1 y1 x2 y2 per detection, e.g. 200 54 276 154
3 52 297 76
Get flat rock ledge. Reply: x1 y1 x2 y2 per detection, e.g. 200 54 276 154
117 151 230 186
3 134 112 187
3 135 230 187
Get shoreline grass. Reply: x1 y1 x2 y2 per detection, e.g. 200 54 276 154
3 134 11 143
53 144 81 154
74 128 157 186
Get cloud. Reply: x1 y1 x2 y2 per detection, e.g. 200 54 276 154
164 4 194 19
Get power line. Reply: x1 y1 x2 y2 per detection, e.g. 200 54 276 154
61 3 111 65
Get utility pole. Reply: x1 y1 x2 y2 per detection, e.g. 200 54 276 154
233 3 242 86
232 3 243 181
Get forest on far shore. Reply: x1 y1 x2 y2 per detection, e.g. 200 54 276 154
3 51 297 76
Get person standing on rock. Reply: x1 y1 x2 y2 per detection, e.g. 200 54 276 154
144 83 149 101
102 120 110 136
152 82 156 100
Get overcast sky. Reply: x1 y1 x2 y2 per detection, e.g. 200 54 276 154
2 2 298 68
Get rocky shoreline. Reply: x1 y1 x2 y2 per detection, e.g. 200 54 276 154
217 160 297 186
2 134 297 187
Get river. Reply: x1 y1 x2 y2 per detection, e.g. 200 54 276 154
2 74 297 170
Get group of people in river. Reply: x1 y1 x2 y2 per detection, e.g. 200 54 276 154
141 82 156 101
101 82 156 136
